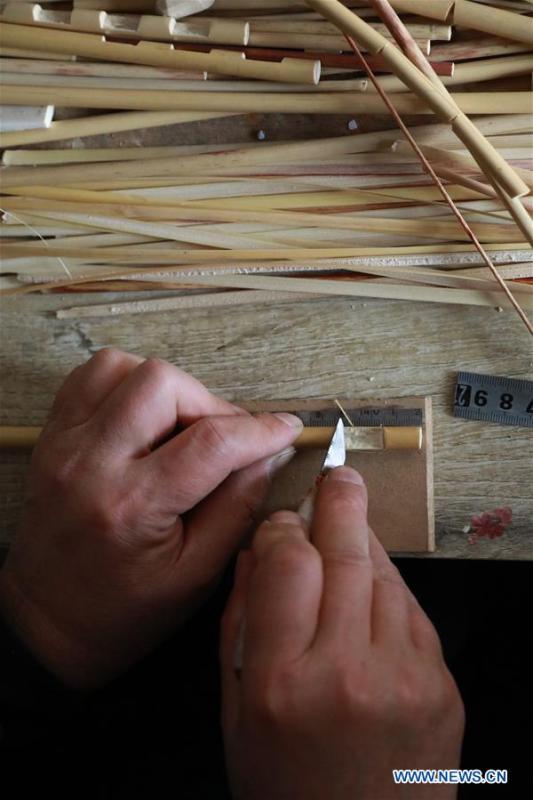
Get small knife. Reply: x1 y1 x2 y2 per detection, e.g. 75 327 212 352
298 417 346 524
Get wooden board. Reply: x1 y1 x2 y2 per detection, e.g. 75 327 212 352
245 396 434 553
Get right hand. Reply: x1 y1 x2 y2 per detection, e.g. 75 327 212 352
221 467 465 800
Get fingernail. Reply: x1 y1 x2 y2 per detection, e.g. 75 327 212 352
273 412 303 430
267 446 296 477
326 466 365 486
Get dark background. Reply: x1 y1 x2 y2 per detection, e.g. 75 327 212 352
1 558 531 799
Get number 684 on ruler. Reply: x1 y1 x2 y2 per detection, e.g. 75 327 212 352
453 372 533 428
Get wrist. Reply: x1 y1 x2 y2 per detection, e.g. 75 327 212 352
0 565 98 690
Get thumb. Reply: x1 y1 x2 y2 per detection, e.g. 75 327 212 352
178 448 296 588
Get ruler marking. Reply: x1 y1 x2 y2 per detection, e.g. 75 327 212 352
453 371 533 428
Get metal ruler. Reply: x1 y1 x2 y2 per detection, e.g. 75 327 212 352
297 406 423 428
453 371 533 427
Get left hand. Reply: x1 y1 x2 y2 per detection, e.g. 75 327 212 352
0 349 302 688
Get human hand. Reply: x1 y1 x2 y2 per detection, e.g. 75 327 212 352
221 467 465 800
0 349 302 688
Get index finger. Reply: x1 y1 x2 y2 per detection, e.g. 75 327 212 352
89 357 244 455
311 467 373 646
243 514 322 676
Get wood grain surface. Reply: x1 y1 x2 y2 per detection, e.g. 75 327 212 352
1 289 532 558
1 113 532 558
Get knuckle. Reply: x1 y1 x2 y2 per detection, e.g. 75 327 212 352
141 356 173 386
194 416 229 461
323 482 367 514
249 667 302 726
91 346 126 368
326 663 375 717
323 547 370 570
268 510 303 526
263 538 317 574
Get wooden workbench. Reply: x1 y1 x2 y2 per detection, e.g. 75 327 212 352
1 114 532 558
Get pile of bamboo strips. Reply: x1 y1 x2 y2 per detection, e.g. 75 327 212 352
0 0 532 330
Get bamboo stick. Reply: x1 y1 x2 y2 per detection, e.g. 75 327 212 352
0 5 249 45
453 2 533 44
0 57 208 81
0 6 448 45
0 50 453 76
210 44 454 73
305 0 529 199
390 0 533 45
0 22 320 84
0 46 77 59
1 73 370 93
1 84 529 116
376 53 533 91
340 23 533 329
430 36 531 61
74 0 155 9
158 2 215 19
0 110 238 149
242 19 451 40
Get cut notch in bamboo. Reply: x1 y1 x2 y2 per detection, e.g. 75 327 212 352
0 22 321 84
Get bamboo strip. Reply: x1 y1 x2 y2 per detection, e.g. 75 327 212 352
0 22 320 84
3 242 528 267
393 141 533 191
1 143 252 166
56 289 310 318
2 118 529 188
341 23 532 330
390 142 533 243
1 84 529 115
10 245 531 280
1 182 488 209
2 203 521 244
305 0 529 199
52 272 533 311
10 247 533 283
0 110 238 149
455 263 533 280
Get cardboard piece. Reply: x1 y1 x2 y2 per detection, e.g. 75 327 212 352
246 396 434 553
